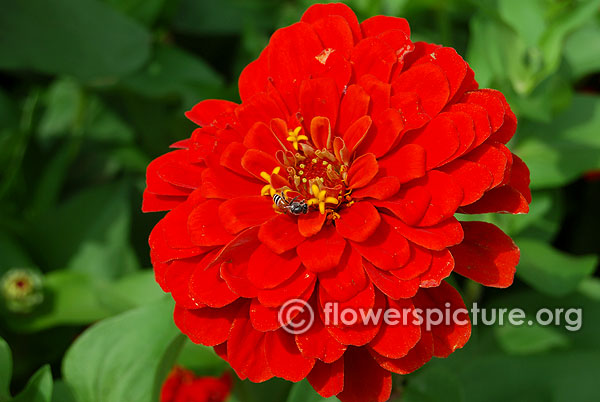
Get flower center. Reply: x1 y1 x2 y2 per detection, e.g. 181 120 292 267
260 125 350 216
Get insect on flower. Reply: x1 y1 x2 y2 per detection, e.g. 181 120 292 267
273 192 309 215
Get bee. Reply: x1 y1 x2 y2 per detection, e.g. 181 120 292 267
273 193 309 215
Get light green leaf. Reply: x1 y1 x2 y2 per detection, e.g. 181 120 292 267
0 337 11 400
516 238 598 296
495 323 570 355
515 94 600 188
564 20 600 79
63 298 184 402
13 365 53 402
7 269 164 332
0 0 151 81
498 0 547 47
176 340 228 375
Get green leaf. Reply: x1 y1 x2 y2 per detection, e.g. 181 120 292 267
176 340 228 375
7 270 113 332
0 232 34 273
564 20 600 79
122 44 224 107
104 0 166 26
287 380 337 402
38 79 84 140
498 0 547 47
27 182 139 279
0 337 11 400
495 323 570 355
51 381 77 402
7 269 164 332
0 0 151 81
516 238 598 297
404 366 464 402
63 298 184 402
515 94 600 188
172 0 278 35
13 365 53 402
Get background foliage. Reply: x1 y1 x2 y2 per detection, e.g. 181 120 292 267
1 0 599 401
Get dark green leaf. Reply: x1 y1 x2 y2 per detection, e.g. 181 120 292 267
404 366 464 402
495 323 570 355
287 380 338 402
0 0 151 81
0 337 11 400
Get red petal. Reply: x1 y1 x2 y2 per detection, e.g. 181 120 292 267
343 115 372 154
235 92 286 132
297 226 346 272
300 78 340 131
165 258 201 308
239 48 268 102
258 266 316 307
265 330 315 382
220 142 252 178
310 15 355 59
378 144 427 184
268 22 324 109
319 247 369 302
186 99 237 127
460 185 529 214
389 243 432 280
347 154 378 190
419 249 454 288
336 201 381 242
298 212 327 237
240 149 280 180
369 298 421 358
361 15 410 37
392 63 450 117
296 299 347 363
359 108 405 158
351 38 397 82
507 154 532 203
309 116 332 150
248 245 301 289
337 348 392 402
358 75 391 117
352 216 410 270
301 3 362 42
389 214 464 251
228 310 273 382
451 221 519 288
323 285 384 346
414 282 471 358
189 252 239 308
364 260 420 299
188 200 234 246
258 214 305 254
307 359 345 398
351 175 401 200
464 143 509 188
414 47 467 100
447 102 492 150
220 261 259 299
338 85 370 135
370 324 434 374
440 159 493 206
461 89 505 132
174 301 242 346
401 113 459 169
374 186 431 226
218 196 277 234
200 166 259 200
244 122 287 156
410 170 464 227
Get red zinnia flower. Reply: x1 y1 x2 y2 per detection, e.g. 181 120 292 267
144 3 531 402
160 367 232 402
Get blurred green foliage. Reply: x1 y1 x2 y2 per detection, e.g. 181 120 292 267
0 0 599 401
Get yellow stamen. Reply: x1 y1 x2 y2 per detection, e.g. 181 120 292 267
286 126 308 151
307 183 339 214
259 166 281 196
